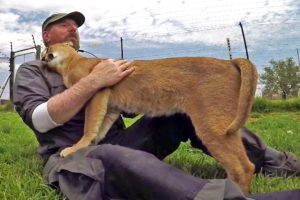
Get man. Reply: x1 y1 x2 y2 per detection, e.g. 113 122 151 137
14 11 300 200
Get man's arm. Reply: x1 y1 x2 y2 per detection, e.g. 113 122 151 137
47 59 134 124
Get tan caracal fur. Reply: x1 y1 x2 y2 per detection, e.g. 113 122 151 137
44 42 258 192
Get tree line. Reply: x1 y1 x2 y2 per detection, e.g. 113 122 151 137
260 57 300 99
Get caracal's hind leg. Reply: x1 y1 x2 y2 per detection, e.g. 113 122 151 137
212 131 254 193
233 129 255 193
93 111 120 144
60 89 111 157
187 111 254 193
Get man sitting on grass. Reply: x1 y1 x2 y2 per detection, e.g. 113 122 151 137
14 11 300 200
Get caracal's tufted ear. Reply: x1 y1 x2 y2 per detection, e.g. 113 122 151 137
64 41 74 48
41 48 48 61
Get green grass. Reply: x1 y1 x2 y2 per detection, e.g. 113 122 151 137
252 97 300 112
0 112 65 200
0 111 299 199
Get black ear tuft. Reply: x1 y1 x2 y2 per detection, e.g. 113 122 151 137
64 41 74 47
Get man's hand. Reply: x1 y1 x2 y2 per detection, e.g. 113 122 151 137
88 59 134 89
46 59 134 125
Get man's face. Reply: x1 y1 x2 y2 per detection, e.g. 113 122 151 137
43 18 80 50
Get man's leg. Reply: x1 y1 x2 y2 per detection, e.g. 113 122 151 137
45 144 233 200
44 143 299 200
88 144 207 200
241 128 300 176
102 114 300 176
90 144 300 200
76 144 272 200
100 114 195 159
247 189 300 200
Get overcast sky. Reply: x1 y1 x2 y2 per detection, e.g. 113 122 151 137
1 0 300 98
1 0 299 64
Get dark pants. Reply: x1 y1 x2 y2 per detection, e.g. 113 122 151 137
43 114 300 200
102 114 266 172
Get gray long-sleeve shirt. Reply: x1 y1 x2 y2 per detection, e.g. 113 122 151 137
13 60 124 161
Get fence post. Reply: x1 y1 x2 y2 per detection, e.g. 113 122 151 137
8 42 40 101
9 51 15 102
120 37 124 59
296 49 300 66
239 22 249 60
227 38 232 59
36 45 41 60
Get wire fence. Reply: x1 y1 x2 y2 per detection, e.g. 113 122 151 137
0 46 39 100
77 22 300 70
1 20 300 100
0 54 10 100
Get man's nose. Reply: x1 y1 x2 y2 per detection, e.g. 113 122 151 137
69 24 78 31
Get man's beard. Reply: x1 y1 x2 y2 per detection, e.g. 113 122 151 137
68 39 80 50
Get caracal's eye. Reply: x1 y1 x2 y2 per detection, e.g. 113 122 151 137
48 53 55 60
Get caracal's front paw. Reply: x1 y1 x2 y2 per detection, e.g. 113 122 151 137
60 147 76 157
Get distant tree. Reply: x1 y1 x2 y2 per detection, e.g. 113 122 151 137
260 57 300 99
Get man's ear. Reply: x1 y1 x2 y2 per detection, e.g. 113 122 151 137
43 31 50 44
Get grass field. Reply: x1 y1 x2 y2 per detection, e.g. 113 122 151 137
0 111 299 199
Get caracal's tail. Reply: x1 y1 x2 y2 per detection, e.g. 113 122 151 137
226 58 258 134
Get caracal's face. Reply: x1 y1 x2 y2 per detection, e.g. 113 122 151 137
43 42 75 72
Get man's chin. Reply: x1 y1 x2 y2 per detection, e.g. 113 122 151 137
68 40 80 50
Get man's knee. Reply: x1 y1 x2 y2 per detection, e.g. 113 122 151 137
240 128 266 172
113 114 193 159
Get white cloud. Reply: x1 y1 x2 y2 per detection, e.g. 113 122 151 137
0 62 9 70
1 0 296 40
0 0 298 65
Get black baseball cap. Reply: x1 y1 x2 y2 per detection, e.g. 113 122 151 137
42 11 85 31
